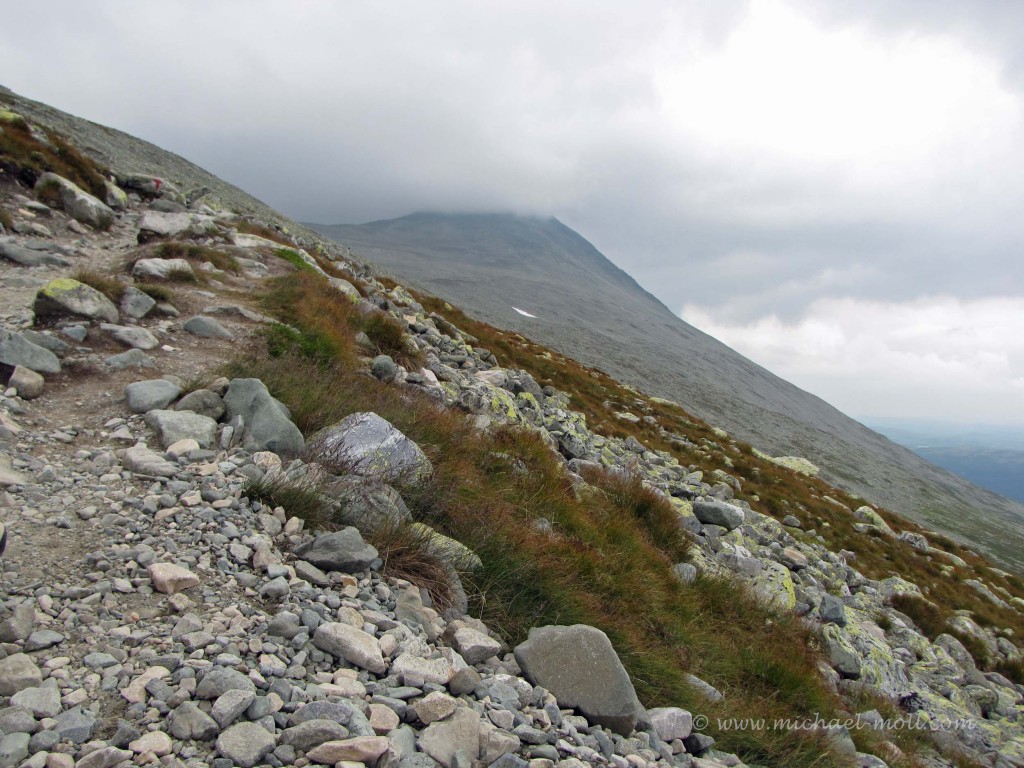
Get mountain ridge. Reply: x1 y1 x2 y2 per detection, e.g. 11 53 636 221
310 211 1024 569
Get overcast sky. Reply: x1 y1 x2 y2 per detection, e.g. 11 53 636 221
5 1 1023 426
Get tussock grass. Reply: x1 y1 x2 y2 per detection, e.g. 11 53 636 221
137 284 174 303
0 207 12 231
235 220 293 246
225 270 854 768
412 289 1024 672
243 475 336 530
73 269 125 302
0 114 108 197
156 241 240 273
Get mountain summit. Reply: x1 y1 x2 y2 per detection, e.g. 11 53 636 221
312 212 1024 569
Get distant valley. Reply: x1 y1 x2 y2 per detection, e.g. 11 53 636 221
866 417 1024 503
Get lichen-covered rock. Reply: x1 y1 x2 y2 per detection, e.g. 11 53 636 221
310 411 432 484
34 172 114 229
770 455 820 476
33 278 119 324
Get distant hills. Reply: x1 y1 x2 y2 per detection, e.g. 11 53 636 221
866 417 1024 504
311 212 1024 569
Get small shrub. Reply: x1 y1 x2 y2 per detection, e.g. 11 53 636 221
73 269 125 302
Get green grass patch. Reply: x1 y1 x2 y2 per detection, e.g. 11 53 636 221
273 247 318 274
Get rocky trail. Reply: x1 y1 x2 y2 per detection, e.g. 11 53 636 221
1 104 1024 768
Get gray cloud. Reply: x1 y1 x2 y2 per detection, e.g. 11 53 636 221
4 0 1023 421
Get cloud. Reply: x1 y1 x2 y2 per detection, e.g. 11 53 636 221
681 296 1024 424
3 0 1024 426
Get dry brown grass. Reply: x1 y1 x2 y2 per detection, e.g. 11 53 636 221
0 113 108 197
224 270 859 768
73 269 126 302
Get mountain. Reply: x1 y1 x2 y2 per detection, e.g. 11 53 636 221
310 212 1024 569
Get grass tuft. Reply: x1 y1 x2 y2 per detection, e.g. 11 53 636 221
73 269 125 302
0 114 109 197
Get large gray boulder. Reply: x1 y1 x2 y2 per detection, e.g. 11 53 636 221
223 378 304 456
100 323 160 350
34 172 114 230
145 409 218 449
125 379 181 414
293 528 379 573
137 211 217 242
309 412 432 484
33 278 119 324
692 500 745 531
131 257 194 280
0 331 61 375
513 625 643 736
0 239 71 267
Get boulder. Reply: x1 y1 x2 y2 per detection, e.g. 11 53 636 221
144 409 217 449
692 500 745 531
148 563 199 594
216 722 276 768
174 389 225 420
6 366 44 399
323 475 412 530
0 330 61 374
513 624 643 736
100 323 160 350
34 278 119 324
418 707 481 768
309 412 432 484
105 349 156 370
137 211 218 242
312 622 387 674
119 286 156 320
34 172 114 229
131 257 194 280
648 707 693 742
125 379 181 413
819 594 847 626
0 654 42 696
294 528 379 573
184 315 232 339
122 445 178 478
123 174 184 201
223 378 304 456
0 239 70 267
769 456 820 476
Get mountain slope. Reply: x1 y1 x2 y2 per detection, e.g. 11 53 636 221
311 212 1024 569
